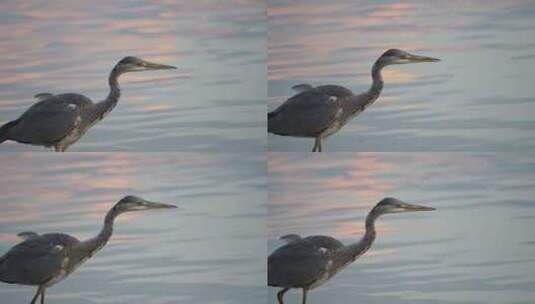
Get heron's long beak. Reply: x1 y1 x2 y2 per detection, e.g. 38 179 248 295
406 53 440 63
142 60 177 70
140 199 178 209
400 202 436 212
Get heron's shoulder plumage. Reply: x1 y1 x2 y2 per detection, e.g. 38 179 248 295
302 235 345 251
54 93 93 107
315 85 354 99
40 233 80 247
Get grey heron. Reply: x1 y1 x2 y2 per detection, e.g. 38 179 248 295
268 49 440 152
0 195 177 304
268 197 435 304
0 57 176 151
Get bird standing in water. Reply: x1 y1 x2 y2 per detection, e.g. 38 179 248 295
0 196 177 304
268 197 435 304
0 57 176 151
268 49 440 152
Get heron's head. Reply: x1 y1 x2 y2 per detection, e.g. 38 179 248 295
377 49 440 66
114 56 177 74
373 197 435 215
113 195 177 215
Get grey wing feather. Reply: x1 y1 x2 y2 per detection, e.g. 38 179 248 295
34 93 54 101
8 94 90 146
0 233 79 285
268 88 342 137
279 234 302 243
268 236 341 288
17 231 39 240
291 84 314 93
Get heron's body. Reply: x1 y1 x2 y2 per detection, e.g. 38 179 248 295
0 233 79 287
0 57 176 151
5 93 106 151
268 49 439 152
269 235 352 289
268 197 435 304
269 85 373 138
0 196 176 304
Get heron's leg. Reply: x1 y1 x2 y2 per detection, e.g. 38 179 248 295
40 288 45 304
312 137 320 152
277 288 289 304
30 286 42 304
55 143 68 152
318 138 322 152
301 288 308 304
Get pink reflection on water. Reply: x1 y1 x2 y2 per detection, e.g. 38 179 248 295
269 153 491 240
267 1 452 81
0 153 219 230
269 153 397 239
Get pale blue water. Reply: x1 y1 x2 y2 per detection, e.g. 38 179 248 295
268 0 535 151
0 153 266 304
0 0 266 152
268 152 535 304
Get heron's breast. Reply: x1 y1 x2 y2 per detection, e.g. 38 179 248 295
321 108 344 138
43 256 70 288
309 259 334 289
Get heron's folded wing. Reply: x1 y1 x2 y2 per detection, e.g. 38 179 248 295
268 241 330 287
268 89 341 137
0 235 71 285
9 97 82 145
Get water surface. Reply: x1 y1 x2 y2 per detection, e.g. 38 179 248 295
268 0 535 151
268 152 535 303
0 0 266 151
0 153 266 304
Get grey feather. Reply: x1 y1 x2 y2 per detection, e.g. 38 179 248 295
279 234 302 243
34 93 54 101
17 232 40 241
291 84 314 93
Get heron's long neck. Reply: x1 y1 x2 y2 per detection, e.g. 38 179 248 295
337 209 378 267
91 210 116 253
91 67 121 123
368 60 384 99
345 60 385 117
71 210 116 267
